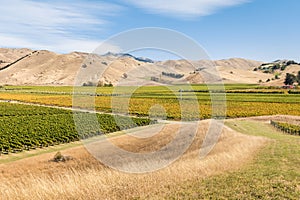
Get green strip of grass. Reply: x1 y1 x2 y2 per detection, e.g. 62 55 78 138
0 142 82 164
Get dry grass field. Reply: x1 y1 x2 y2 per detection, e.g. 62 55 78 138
0 120 268 199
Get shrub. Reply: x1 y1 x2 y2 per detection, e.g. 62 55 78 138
52 152 73 162
83 81 96 86
104 82 113 87
162 72 184 79
53 152 64 162
284 73 296 85
280 65 287 71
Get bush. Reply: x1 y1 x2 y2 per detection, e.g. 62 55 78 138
284 73 296 85
83 81 96 86
104 82 113 87
52 152 73 162
162 72 184 79
53 152 64 162
280 65 287 71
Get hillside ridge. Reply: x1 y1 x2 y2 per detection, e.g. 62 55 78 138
0 48 299 86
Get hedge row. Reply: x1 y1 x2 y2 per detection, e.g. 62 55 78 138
270 120 300 136
180 90 285 94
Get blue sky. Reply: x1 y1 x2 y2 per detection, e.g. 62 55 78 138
0 0 299 61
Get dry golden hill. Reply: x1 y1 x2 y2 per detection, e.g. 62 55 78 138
0 49 87 85
262 64 300 86
0 48 32 69
1 48 298 86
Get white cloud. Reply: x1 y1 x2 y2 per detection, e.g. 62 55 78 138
0 34 121 54
0 0 122 53
123 0 250 18
51 38 122 54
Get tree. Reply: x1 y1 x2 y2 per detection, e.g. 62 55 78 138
284 73 296 85
280 65 287 71
297 71 300 84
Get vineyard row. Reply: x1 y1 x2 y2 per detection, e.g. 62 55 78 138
270 120 300 136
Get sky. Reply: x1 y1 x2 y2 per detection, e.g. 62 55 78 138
0 0 299 61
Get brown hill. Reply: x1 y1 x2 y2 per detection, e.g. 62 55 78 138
0 48 33 69
0 49 86 85
0 48 297 86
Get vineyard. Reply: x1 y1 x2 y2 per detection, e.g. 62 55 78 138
270 120 300 136
0 84 299 121
0 85 300 199
0 103 153 154
1 89 300 120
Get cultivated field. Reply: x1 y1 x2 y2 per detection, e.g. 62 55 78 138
1 84 300 119
0 84 299 199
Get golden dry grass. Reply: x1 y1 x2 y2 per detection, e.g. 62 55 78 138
0 120 268 199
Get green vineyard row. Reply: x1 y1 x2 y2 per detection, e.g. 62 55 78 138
0 103 154 154
270 120 300 136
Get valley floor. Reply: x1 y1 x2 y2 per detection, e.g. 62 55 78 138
1 116 299 199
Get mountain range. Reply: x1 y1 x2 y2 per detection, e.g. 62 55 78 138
0 48 299 86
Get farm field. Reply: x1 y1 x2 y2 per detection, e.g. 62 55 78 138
0 102 153 154
0 84 299 199
0 84 300 119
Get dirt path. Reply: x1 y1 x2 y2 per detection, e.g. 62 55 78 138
227 115 300 126
0 99 102 114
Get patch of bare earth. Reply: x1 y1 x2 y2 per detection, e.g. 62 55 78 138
0 120 268 199
233 115 300 126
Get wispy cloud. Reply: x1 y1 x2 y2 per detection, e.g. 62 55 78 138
123 0 250 19
0 34 121 54
0 0 122 53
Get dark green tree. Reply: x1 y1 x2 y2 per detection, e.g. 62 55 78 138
297 71 300 84
284 73 296 85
